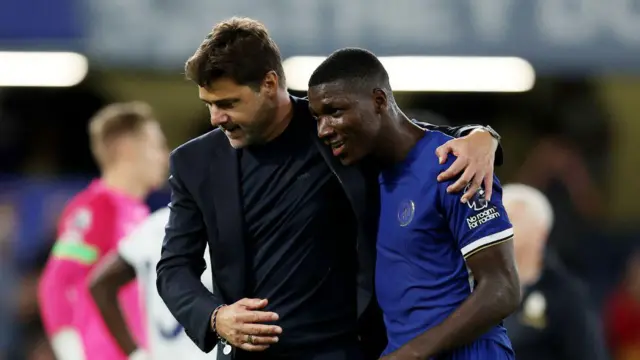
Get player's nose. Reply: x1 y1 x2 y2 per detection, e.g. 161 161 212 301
317 116 334 139
209 106 230 127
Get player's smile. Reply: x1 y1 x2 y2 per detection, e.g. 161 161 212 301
220 123 240 132
221 125 242 138
327 137 346 156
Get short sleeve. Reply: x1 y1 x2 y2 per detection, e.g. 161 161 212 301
118 231 143 266
51 199 118 266
438 173 514 258
118 208 170 267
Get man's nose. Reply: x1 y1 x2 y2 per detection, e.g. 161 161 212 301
317 117 334 139
209 106 229 126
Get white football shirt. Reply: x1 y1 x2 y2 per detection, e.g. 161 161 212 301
118 207 216 360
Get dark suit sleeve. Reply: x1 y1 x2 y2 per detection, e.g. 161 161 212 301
420 123 504 166
156 153 223 353
555 284 610 360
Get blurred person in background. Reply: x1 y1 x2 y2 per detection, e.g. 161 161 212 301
157 17 503 360
502 184 609 360
89 207 215 360
605 250 640 360
19 243 57 360
37 102 168 360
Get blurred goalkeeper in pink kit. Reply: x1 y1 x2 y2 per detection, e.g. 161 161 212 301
38 102 169 360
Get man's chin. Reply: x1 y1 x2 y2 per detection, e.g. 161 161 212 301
338 155 357 166
226 135 248 149
338 149 369 166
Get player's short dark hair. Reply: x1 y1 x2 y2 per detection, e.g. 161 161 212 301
308 47 390 92
185 17 286 90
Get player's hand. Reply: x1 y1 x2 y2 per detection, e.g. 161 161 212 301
435 129 498 203
213 298 282 352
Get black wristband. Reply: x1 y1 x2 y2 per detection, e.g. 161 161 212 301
484 125 501 143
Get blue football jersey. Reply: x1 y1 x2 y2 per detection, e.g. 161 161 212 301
376 130 514 356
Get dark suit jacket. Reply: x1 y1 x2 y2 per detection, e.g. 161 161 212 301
156 97 501 359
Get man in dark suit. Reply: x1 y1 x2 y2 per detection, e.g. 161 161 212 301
156 17 504 360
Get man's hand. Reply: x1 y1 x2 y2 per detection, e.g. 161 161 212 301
435 129 498 203
213 298 282 352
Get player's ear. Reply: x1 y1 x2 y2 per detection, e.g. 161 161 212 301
372 88 388 114
260 71 278 96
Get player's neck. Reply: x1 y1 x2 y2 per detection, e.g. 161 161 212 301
262 89 293 143
101 166 149 200
373 113 424 166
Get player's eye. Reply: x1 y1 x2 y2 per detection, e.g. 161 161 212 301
216 102 234 110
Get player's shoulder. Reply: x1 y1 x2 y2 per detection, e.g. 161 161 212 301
410 130 456 172
171 128 227 161
63 185 118 220
56 188 120 239
423 129 455 148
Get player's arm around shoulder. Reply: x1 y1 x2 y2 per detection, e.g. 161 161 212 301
431 127 501 203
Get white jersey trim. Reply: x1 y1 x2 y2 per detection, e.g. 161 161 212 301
460 228 514 258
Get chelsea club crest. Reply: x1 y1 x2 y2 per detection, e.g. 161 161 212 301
398 200 415 227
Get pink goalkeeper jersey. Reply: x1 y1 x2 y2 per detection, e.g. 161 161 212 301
38 179 149 360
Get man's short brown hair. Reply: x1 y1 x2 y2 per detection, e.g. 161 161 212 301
88 101 155 166
185 17 286 90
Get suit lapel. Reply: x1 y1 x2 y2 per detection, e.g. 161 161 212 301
314 140 367 223
208 144 246 302
312 134 377 316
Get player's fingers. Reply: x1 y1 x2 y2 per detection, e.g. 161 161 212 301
438 156 467 182
242 323 283 336
446 166 473 193
236 298 268 309
237 343 270 352
461 175 483 203
243 334 279 345
238 310 279 323
435 143 452 164
483 173 493 201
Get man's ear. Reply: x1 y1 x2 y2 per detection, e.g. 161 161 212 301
372 88 388 114
261 71 279 95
